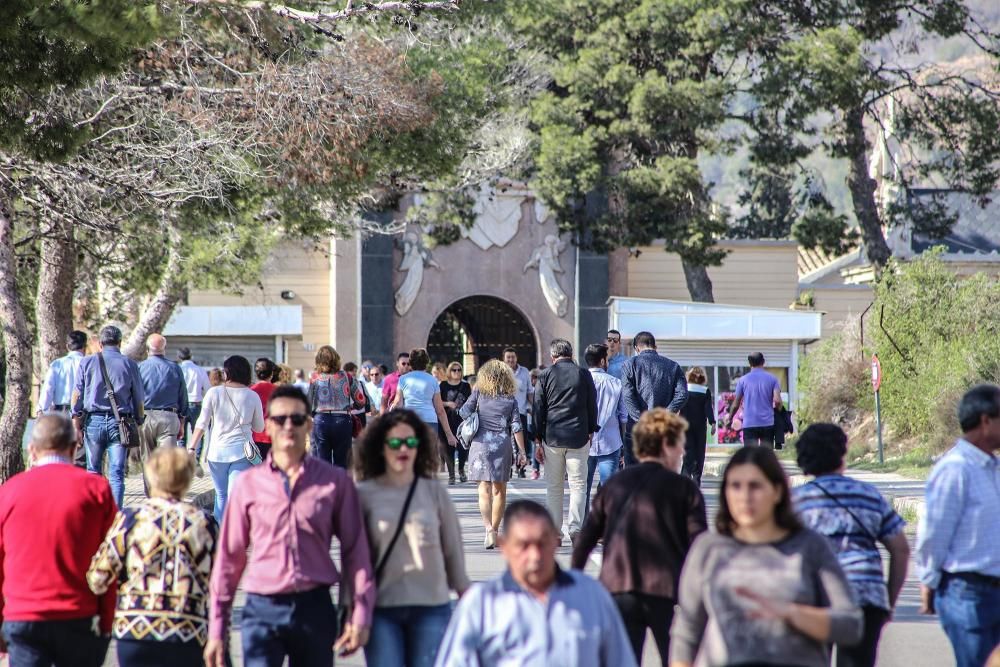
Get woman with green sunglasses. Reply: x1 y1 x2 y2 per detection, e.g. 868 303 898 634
354 410 469 667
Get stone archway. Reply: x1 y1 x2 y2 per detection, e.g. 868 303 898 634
427 295 538 372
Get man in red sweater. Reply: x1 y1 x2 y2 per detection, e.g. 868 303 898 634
0 414 117 666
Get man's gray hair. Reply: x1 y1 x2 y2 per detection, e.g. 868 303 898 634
31 414 76 452
99 325 123 346
549 338 573 359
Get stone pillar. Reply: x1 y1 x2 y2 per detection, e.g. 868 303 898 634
330 236 362 361
360 219 396 365
575 248 610 359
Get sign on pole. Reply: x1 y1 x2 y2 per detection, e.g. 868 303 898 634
872 353 884 464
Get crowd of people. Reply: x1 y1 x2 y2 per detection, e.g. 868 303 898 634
1 324 997 667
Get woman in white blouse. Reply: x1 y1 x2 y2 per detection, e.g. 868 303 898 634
186 355 264 522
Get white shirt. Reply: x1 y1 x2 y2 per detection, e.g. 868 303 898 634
511 365 533 415
180 360 211 403
588 368 627 456
38 351 84 412
194 385 264 463
364 380 384 412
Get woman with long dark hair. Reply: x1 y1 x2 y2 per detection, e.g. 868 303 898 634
670 447 862 667
354 410 468 667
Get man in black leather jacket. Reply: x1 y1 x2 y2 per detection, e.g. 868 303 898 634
533 339 598 545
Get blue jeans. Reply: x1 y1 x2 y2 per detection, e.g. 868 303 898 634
116 638 204 666
84 413 126 507
936 573 1000 667
208 458 253 523
241 587 337 667
364 603 452 667
311 413 353 467
181 402 202 452
2 618 109 667
586 447 621 518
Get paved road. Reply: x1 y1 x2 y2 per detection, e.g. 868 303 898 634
110 450 952 666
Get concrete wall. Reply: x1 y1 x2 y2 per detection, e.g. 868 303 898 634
626 240 800 308
186 240 331 372
391 199 575 367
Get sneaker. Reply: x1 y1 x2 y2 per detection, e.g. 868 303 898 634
530 470 539 480
448 477 456 486
195 463 205 478
517 466 526 479
459 471 467 483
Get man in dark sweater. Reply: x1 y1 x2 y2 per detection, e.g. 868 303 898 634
620 330 688 466
533 338 598 545
572 407 707 664
0 414 118 666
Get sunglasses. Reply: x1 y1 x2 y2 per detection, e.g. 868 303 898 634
386 436 420 450
449 368 462 373
269 413 308 427
606 337 621 343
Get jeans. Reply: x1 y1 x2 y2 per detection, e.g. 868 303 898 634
241 587 337 667
936 573 1000 667
440 424 467 479
835 604 890 667
311 413 353 467
623 419 638 467
585 447 621 518
2 618 109 667
543 444 588 537
364 603 452 667
84 413 126 507
117 638 204 666
208 457 253 523
612 592 674 665
182 402 202 452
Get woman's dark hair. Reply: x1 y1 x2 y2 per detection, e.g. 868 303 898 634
408 348 430 371
254 357 275 382
795 423 848 476
716 447 802 536
353 409 439 480
222 355 252 386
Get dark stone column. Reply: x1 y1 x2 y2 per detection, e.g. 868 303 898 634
360 219 395 365
575 248 609 358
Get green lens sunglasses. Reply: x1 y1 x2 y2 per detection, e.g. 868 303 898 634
386 436 420 450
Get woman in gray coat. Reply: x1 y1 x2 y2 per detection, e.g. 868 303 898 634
459 359 527 549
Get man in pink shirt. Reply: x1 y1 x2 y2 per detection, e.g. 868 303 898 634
380 352 411 415
205 385 374 667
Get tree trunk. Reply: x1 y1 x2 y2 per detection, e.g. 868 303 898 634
681 259 716 303
845 107 893 270
122 223 187 360
36 218 77 375
0 193 30 480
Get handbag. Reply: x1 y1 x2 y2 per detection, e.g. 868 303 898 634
97 353 141 449
456 411 479 450
338 475 419 629
222 386 263 465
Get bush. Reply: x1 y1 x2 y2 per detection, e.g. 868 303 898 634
799 314 868 426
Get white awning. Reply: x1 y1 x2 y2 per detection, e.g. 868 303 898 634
163 305 303 337
607 297 822 341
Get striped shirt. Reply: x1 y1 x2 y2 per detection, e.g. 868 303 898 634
793 474 905 610
916 439 1000 589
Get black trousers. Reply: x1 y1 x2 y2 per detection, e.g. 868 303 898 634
117 639 205 666
835 605 890 667
681 441 706 487
440 424 468 478
612 592 674 664
743 425 775 449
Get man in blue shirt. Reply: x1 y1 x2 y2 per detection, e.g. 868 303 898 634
37 330 88 467
620 331 687 467
138 334 188 493
916 384 1000 667
435 500 636 667
584 343 627 516
723 352 781 449
605 329 627 380
71 325 145 507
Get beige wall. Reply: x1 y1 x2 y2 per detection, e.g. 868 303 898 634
186 240 332 372
809 285 873 338
626 241 800 308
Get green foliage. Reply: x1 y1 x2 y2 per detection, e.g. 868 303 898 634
0 0 165 159
512 0 739 265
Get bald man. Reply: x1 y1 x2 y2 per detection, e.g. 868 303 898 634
138 334 188 492
0 414 117 665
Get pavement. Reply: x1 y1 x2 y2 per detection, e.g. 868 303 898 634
101 448 950 667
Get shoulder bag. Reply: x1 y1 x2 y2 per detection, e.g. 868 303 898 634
811 480 879 542
97 353 141 449
456 392 480 450
338 476 420 629
222 386 262 465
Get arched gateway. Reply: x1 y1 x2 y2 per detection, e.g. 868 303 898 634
427 296 538 371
